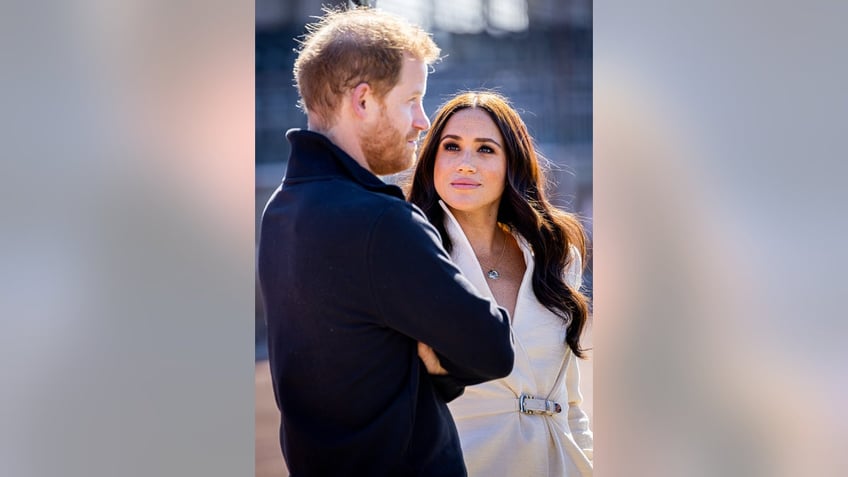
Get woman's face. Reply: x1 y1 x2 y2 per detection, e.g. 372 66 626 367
433 108 507 219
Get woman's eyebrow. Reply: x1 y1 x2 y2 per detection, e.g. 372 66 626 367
440 134 502 148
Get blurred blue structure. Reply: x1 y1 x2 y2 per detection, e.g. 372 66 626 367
255 0 593 358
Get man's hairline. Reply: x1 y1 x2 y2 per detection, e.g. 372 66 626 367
304 48 435 125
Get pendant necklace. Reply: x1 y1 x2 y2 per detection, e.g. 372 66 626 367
480 230 507 280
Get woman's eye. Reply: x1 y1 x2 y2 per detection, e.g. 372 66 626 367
478 145 494 153
443 143 460 151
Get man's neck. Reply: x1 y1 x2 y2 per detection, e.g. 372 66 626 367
309 123 372 174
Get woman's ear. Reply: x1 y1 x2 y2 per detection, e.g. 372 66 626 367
350 82 372 120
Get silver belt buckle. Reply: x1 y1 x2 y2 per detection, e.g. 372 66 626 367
519 394 562 416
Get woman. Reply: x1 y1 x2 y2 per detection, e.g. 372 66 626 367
409 91 593 476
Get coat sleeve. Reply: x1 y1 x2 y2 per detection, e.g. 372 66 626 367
367 203 515 386
566 355 593 461
564 246 593 459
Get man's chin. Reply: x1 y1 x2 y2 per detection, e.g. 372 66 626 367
399 150 416 172
368 159 407 176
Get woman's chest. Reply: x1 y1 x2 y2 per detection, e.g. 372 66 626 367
510 300 569 387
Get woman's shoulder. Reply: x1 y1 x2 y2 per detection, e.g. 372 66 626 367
564 245 583 289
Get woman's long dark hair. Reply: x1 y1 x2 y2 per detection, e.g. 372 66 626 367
408 91 590 358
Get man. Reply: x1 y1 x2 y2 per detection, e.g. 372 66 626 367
257 7 514 476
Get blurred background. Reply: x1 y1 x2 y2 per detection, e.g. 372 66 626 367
255 1 593 475
3 0 847 476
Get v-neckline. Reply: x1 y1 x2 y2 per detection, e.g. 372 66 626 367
438 201 534 327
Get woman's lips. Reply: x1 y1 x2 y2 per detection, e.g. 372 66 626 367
451 180 480 189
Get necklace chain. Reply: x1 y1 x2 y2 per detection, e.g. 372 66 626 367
478 229 507 280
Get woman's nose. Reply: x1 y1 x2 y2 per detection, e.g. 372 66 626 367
457 159 476 173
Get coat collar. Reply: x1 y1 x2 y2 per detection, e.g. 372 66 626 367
437 200 581 290
437 200 535 298
283 129 405 200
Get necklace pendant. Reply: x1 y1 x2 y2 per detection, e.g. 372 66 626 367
487 269 500 280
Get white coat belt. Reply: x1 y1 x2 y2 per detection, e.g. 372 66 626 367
449 394 562 419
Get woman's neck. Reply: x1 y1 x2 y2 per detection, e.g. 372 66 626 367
449 207 503 256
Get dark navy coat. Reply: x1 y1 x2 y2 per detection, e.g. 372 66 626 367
258 130 514 476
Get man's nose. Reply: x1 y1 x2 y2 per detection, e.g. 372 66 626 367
412 103 430 131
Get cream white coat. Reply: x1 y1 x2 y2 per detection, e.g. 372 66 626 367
441 202 594 476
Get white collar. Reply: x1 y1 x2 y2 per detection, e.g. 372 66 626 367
437 200 534 286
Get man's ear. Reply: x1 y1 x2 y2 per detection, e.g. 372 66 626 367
350 82 372 120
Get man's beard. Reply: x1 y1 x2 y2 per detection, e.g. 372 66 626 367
361 110 416 176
